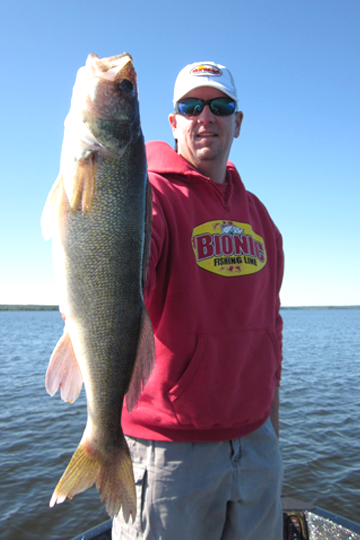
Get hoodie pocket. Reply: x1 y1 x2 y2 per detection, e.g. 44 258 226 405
168 329 279 430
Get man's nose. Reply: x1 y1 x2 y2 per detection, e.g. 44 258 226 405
197 104 215 121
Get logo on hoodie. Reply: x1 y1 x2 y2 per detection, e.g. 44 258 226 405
191 220 266 277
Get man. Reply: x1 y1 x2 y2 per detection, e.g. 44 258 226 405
113 61 284 539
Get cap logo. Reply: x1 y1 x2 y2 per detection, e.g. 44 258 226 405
191 64 222 77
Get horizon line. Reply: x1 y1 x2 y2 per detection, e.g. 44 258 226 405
0 304 359 311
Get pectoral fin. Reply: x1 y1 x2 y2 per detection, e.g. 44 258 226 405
42 155 95 242
66 154 95 213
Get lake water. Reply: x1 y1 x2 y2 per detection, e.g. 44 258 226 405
0 308 359 539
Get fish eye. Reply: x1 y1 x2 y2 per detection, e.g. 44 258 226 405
119 79 135 96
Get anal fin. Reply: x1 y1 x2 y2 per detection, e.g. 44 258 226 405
45 329 83 403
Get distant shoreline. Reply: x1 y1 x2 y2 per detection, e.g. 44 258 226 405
0 305 58 311
281 305 360 310
0 304 359 311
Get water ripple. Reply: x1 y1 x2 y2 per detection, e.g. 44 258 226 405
0 308 359 539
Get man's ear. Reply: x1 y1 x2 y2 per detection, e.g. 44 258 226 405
234 111 244 139
169 113 177 134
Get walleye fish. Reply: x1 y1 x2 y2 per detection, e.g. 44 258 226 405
41 53 155 521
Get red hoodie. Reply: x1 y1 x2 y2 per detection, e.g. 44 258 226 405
122 141 284 442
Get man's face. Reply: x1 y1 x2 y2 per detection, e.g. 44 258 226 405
169 86 243 181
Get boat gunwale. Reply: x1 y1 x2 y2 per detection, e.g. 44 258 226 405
69 502 360 540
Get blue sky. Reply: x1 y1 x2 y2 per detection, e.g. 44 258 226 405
0 0 359 306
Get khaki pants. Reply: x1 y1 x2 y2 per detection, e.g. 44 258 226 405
112 418 283 540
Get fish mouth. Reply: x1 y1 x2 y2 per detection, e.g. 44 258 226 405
86 53 138 98
101 52 133 68
90 53 136 82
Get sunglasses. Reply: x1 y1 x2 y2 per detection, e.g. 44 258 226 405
175 97 236 117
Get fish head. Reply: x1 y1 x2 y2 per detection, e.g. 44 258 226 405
86 53 139 121
63 53 142 161
83 53 141 153
42 53 145 236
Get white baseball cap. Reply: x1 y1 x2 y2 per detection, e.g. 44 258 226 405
173 61 238 105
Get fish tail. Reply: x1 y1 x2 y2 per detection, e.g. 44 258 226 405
50 434 136 521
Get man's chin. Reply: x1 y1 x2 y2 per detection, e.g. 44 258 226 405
195 147 219 161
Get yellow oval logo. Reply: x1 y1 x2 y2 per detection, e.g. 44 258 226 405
191 220 266 277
